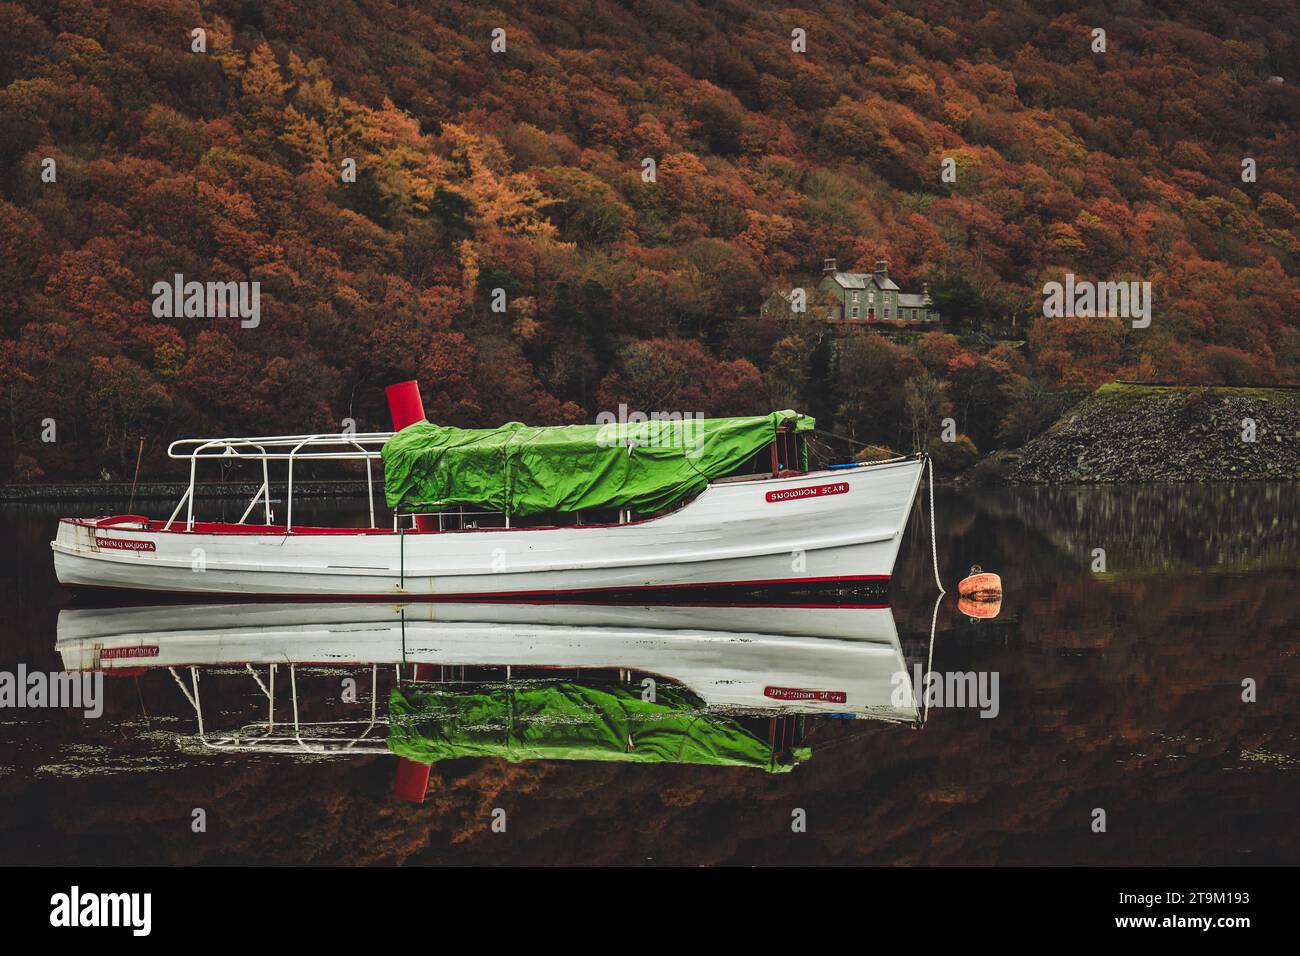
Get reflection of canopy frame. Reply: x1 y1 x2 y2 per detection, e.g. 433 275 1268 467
167 662 392 755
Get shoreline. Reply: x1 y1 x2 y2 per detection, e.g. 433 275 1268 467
962 383 1300 485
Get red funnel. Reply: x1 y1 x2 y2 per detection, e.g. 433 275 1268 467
385 381 436 532
385 380 427 431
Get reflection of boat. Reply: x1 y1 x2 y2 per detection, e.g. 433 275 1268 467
50 382 925 599
56 602 917 722
57 602 922 789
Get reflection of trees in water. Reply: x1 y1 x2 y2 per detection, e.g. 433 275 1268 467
961 483 1300 573
893 484 1081 610
5 568 1296 866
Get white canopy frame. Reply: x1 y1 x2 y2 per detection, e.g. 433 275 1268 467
164 432 395 532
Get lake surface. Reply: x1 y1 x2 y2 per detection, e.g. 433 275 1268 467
1 484 1296 865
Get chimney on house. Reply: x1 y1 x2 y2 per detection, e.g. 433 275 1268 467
875 259 889 278
922 282 931 305
823 258 837 274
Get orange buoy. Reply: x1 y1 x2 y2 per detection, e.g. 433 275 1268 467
958 565 1002 598
958 565 1002 619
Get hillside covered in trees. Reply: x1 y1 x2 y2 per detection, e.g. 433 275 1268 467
1 0 1297 480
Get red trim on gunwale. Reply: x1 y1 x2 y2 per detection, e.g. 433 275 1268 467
76 518 392 536
75 516 676 535
73 512 711 535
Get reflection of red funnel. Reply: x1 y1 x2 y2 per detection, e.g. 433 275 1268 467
392 666 437 802
386 381 435 532
393 758 432 803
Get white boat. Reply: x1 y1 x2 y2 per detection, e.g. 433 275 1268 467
56 601 920 724
51 385 926 600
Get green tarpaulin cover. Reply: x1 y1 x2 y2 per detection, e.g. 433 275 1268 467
387 681 809 772
381 411 813 514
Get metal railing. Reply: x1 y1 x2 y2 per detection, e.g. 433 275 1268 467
169 663 393 755
165 432 394 532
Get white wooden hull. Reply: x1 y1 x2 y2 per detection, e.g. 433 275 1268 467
52 459 924 599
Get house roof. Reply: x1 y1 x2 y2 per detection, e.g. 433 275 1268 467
830 271 900 292
897 293 930 308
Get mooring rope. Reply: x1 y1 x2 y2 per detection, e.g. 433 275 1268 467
920 455 944 727
921 591 942 727
926 455 946 596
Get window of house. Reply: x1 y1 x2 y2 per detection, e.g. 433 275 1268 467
850 306 859 317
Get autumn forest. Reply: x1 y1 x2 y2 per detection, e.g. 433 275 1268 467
1 0 1297 481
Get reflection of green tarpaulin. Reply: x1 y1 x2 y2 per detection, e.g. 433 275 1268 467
381 411 814 514
387 682 810 772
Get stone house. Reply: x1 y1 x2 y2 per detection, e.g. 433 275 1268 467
818 258 939 324
760 259 940 325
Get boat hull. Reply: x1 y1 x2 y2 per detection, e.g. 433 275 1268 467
51 459 925 599
56 602 918 719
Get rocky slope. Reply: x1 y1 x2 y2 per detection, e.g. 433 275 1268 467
966 384 1300 484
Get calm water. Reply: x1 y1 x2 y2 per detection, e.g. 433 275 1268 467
1 485 1296 866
